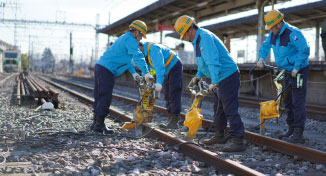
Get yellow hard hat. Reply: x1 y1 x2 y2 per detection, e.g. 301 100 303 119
174 15 194 39
129 20 147 38
264 10 284 30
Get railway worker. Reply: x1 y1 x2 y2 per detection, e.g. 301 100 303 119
138 42 183 129
257 10 310 143
92 20 153 134
174 15 245 152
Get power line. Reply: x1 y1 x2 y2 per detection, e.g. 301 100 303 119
1 18 96 28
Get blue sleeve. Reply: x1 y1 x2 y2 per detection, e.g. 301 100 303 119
200 34 221 84
194 49 203 78
125 37 149 75
258 33 272 61
150 46 165 85
195 65 203 78
127 64 136 74
290 31 310 70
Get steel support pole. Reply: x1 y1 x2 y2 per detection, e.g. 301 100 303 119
316 22 320 61
257 0 269 61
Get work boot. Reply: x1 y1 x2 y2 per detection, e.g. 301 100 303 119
159 113 179 129
93 116 114 134
90 114 96 130
287 127 305 144
159 113 173 128
221 136 246 152
278 126 294 139
201 130 228 145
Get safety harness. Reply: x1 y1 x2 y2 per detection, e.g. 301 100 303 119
146 42 174 67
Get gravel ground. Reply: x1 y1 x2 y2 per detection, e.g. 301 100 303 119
1 74 325 176
47 75 326 175
0 73 11 82
0 75 225 176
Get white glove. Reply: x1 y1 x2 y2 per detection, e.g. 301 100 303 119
132 73 140 80
291 69 299 78
208 84 218 93
192 77 201 85
144 73 153 82
154 83 162 92
257 58 265 69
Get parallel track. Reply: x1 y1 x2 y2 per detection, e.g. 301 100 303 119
0 73 16 85
38 76 264 176
56 74 326 119
40 75 326 165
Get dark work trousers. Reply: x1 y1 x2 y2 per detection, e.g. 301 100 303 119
163 61 183 115
213 71 244 137
284 66 309 129
93 64 115 118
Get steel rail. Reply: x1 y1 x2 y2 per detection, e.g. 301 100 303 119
30 76 49 93
16 78 21 105
20 80 25 96
0 74 16 85
44 75 326 164
182 92 326 117
42 74 326 116
38 77 264 176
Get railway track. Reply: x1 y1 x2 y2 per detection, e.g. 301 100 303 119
237 95 326 119
37 75 264 175
182 92 326 120
0 73 16 85
37 75 326 173
55 74 326 120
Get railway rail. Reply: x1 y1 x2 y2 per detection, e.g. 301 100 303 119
54 74 326 120
37 75 264 175
0 73 16 85
38 75 326 166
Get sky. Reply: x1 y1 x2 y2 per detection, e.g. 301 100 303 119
0 0 158 63
0 0 324 64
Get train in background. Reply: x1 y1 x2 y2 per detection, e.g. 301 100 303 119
3 50 21 72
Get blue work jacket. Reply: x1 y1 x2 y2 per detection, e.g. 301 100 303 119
192 28 238 84
258 22 310 71
97 32 149 78
143 42 180 84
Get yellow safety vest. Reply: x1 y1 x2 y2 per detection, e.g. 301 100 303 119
147 42 174 68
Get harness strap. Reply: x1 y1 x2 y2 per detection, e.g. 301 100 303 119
147 42 174 67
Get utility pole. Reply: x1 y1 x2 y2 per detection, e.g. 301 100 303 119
14 0 18 47
107 12 110 48
256 0 269 61
28 35 31 58
69 32 73 74
316 22 320 61
90 48 94 66
95 14 99 62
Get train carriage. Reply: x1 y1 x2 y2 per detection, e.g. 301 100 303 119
3 50 21 72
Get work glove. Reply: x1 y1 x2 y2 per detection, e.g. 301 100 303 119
132 73 140 80
144 73 154 82
192 77 201 85
257 58 265 69
291 69 299 78
154 83 162 92
208 84 218 93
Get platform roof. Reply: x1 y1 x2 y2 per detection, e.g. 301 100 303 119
166 1 326 39
0 40 12 51
98 0 288 36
